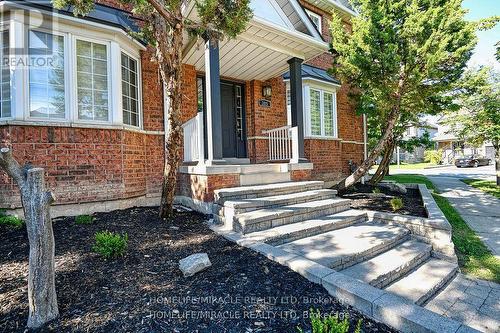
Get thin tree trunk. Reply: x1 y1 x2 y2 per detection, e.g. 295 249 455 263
494 143 499 186
0 148 58 328
370 137 395 185
335 108 400 191
152 13 184 219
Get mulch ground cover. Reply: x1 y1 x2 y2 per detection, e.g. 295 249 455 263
339 184 427 218
0 207 398 333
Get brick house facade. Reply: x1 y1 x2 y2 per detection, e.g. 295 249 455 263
0 0 364 215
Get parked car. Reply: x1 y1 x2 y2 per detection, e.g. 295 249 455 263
454 155 490 168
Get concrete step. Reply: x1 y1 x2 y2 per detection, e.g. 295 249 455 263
218 189 338 217
239 209 368 246
341 239 432 288
238 163 284 174
214 181 324 204
233 198 352 234
278 222 410 270
240 171 291 186
384 258 458 305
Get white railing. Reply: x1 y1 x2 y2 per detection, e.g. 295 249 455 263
182 113 204 163
263 125 299 163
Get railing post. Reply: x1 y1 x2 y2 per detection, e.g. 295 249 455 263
290 127 299 164
197 113 205 165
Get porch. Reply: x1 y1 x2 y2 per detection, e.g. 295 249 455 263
178 0 328 169
175 0 330 208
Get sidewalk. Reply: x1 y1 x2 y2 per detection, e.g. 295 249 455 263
428 176 500 257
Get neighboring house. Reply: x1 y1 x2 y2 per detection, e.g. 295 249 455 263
433 122 493 164
393 122 438 163
0 0 365 214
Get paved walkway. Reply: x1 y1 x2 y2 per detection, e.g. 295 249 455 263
428 176 500 257
426 273 500 332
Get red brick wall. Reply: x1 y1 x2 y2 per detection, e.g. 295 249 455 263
0 126 164 208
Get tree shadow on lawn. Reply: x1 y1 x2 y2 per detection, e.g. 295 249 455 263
0 207 397 333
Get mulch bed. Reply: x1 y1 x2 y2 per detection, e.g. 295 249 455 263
339 184 427 218
0 207 398 333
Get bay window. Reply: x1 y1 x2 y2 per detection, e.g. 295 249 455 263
304 86 338 138
76 40 109 121
0 30 10 118
28 30 66 119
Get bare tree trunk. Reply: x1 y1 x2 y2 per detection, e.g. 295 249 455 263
370 137 395 185
153 13 184 219
0 148 58 328
494 143 499 186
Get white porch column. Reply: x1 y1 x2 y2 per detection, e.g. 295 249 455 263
204 37 223 165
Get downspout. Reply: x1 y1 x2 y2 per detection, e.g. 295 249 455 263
361 113 367 184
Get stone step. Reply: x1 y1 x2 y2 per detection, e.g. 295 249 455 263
384 258 458 305
218 189 338 218
238 164 284 174
278 222 410 270
234 198 352 234
341 239 432 288
240 171 291 186
214 181 324 204
239 209 368 246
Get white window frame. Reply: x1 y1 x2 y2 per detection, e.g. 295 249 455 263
286 81 338 139
73 35 113 124
0 26 12 119
25 28 70 122
305 9 322 34
303 83 338 139
120 49 142 129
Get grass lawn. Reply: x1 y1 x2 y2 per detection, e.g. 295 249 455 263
372 163 438 171
384 174 500 282
462 179 500 199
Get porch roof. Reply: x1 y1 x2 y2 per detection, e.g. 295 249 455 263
283 64 340 85
182 0 328 81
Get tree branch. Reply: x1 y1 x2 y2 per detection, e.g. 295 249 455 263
145 0 179 27
0 147 25 187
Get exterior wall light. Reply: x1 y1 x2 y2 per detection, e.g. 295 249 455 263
262 85 272 99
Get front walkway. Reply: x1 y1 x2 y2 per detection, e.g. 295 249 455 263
428 176 500 257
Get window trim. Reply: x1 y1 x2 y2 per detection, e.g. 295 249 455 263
73 35 113 124
26 28 70 122
305 9 322 34
120 49 143 129
304 84 338 139
0 27 12 119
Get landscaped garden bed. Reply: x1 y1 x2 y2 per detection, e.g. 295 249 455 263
339 183 427 218
0 207 397 333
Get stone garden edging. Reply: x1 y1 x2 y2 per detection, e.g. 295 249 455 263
367 183 457 263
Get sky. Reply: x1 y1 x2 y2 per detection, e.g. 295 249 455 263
462 0 500 70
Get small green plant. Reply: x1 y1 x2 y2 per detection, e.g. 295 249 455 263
75 215 94 225
390 197 404 211
423 149 442 165
92 231 128 259
372 187 381 194
297 309 362 333
0 209 24 228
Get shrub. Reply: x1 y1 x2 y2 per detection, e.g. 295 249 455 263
297 309 362 333
372 187 381 194
75 215 94 225
424 149 442 164
390 197 404 211
0 209 24 228
93 231 128 259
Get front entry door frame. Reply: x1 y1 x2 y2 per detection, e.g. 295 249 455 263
198 76 247 159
